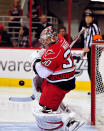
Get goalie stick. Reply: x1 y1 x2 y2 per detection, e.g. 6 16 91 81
9 94 70 113
70 27 85 48
9 27 85 103
9 94 35 102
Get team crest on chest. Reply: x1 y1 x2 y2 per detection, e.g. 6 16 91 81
45 49 55 57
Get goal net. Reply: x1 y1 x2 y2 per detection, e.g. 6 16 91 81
91 42 104 130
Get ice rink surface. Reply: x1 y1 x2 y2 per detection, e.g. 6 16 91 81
0 87 102 131
0 122 99 131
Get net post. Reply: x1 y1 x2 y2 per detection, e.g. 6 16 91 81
91 43 96 125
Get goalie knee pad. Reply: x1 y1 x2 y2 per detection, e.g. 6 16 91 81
32 100 75 130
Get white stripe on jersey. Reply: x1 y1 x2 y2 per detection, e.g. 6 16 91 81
53 67 75 75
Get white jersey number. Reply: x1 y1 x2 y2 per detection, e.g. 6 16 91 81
42 60 52 67
63 49 73 69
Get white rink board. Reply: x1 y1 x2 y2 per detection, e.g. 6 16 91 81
0 48 89 81
0 49 36 79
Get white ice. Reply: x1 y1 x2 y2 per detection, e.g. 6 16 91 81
0 87 102 131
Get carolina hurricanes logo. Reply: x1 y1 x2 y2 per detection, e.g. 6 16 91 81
45 49 55 57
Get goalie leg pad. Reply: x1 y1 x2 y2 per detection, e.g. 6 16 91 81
32 100 75 130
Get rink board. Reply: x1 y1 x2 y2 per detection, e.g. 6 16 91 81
0 78 91 91
0 48 90 91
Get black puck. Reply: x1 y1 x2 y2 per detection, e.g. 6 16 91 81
88 92 91 95
19 80 25 86
9 97 11 100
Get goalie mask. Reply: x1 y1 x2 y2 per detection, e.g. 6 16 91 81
39 26 58 47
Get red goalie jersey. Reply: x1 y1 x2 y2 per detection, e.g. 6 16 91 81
41 34 75 90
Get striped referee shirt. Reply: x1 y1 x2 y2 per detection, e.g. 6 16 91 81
84 23 100 48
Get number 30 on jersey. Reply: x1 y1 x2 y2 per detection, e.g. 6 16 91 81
63 49 73 69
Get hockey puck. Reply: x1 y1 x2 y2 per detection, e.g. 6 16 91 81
9 97 11 100
19 80 25 86
88 92 91 95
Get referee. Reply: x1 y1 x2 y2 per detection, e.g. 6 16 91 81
82 12 100 80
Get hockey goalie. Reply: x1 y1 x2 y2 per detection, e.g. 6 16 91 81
31 26 84 131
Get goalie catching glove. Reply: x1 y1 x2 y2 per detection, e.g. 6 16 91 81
30 48 46 65
30 48 46 74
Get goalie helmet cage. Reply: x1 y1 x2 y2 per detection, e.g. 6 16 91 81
91 42 104 130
